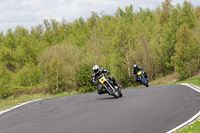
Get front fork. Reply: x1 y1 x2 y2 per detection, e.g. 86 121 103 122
102 81 116 95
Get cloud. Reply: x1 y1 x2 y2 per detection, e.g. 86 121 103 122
0 0 199 33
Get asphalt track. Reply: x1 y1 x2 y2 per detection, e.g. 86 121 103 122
0 84 200 133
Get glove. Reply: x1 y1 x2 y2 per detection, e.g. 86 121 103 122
107 71 110 75
94 82 98 85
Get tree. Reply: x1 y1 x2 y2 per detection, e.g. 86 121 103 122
39 43 82 93
180 1 196 29
159 0 173 25
173 24 200 79
0 65 12 99
115 5 134 24
158 7 181 74
0 46 16 71
4 29 16 49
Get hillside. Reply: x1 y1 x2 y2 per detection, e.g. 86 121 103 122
0 0 200 99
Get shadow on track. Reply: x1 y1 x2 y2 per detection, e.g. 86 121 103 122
97 96 122 100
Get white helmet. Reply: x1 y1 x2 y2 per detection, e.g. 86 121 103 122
133 64 138 69
93 65 99 73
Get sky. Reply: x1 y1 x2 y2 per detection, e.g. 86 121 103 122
0 0 199 33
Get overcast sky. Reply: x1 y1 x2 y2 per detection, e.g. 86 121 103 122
0 0 199 33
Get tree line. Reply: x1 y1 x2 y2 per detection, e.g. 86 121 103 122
0 0 200 99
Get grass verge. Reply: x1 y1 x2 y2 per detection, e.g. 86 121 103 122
176 119 200 133
176 77 200 86
152 75 200 86
174 77 200 133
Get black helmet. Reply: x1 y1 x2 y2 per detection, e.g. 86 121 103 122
93 65 100 73
133 64 138 69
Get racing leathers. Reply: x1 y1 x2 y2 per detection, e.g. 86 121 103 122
132 65 148 82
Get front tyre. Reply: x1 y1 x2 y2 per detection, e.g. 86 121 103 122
140 78 144 85
143 77 148 87
113 91 120 98
115 88 123 98
107 86 119 98
119 91 123 97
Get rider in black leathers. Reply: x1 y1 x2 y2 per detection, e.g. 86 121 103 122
92 65 121 94
132 64 148 82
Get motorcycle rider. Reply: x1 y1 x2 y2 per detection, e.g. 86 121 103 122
92 65 121 94
132 64 148 82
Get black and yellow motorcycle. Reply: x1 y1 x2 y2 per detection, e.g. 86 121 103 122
97 74 122 98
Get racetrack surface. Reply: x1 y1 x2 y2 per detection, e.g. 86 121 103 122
0 84 200 133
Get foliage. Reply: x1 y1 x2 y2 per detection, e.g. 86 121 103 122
173 23 200 79
77 64 95 93
0 65 12 99
0 46 16 71
0 0 200 99
17 63 42 87
39 43 82 93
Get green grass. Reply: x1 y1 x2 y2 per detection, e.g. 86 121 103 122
175 77 200 133
155 76 200 86
176 77 200 86
176 119 200 133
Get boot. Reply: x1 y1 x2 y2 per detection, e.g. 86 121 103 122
118 84 122 88
98 89 108 95
116 83 122 88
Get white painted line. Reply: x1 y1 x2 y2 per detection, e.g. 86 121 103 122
0 99 41 115
166 83 200 133
167 111 200 133
179 83 200 93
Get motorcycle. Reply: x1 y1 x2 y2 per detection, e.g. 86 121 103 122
137 70 149 87
97 74 122 98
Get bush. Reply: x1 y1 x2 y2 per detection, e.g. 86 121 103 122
9 86 33 98
0 47 16 71
17 63 42 87
0 66 12 99
42 55 66 93
39 43 82 93
77 64 95 93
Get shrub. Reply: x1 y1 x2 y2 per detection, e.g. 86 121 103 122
77 64 95 93
17 63 42 87
0 66 12 99
39 43 82 93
